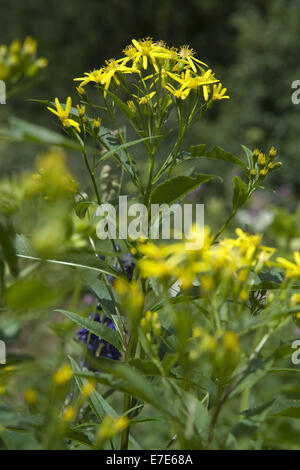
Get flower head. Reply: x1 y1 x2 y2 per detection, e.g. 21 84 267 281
47 97 80 133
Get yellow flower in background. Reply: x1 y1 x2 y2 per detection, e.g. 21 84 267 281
25 147 77 198
97 415 129 446
22 36 38 55
81 380 96 398
24 388 38 405
53 364 73 386
62 406 76 423
277 251 300 278
47 97 81 133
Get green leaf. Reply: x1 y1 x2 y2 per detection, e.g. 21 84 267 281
97 126 140 186
162 150 193 174
75 201 97 219
15 236 121 278
241 145 254 167
267 397 300 419
57 309 124 351
150 174 217 205
0 117 82 151
232 175 249 210
191 144 247 169
5 277 61 311
94 136 160 168
105 88 136 120
69 357 142 449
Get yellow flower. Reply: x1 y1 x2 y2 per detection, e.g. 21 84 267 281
277 252 300 278
62 406 76 423
290 294 300 306
53 364 73 386
130 38 169 72
269 146 277 158
100 59 139 96
164 82 191 100
81 380 96 398
74 68 104 87
36 57 48 69
93 117 101 129
25 388 38 405
133 91 156 105
177 45 207 72
127 100 136 114
212 83 230 101
239 289 249 302
223 331 240 352
76 104 86 118
166 69 218 101
22 36 37 55
96 415 129 446
200 274 214 292
257 152 266 166
47 97 81 133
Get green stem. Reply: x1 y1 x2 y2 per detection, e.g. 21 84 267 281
120 328 138 450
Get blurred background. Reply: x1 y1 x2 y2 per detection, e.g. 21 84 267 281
1 0 300 237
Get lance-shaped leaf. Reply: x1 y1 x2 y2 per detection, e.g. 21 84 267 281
0 117 82 150
58 309 124 351
15 235 121 278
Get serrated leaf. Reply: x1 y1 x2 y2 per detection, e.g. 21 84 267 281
191 144 247 169
232 175 249 210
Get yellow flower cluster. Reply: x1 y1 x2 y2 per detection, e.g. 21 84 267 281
140 310 161 343
191 328 241 378
137 226 280 297
25 147 77 198
96 415 129 447
250 146 282 180
0 37 47 84
74 38 229 102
